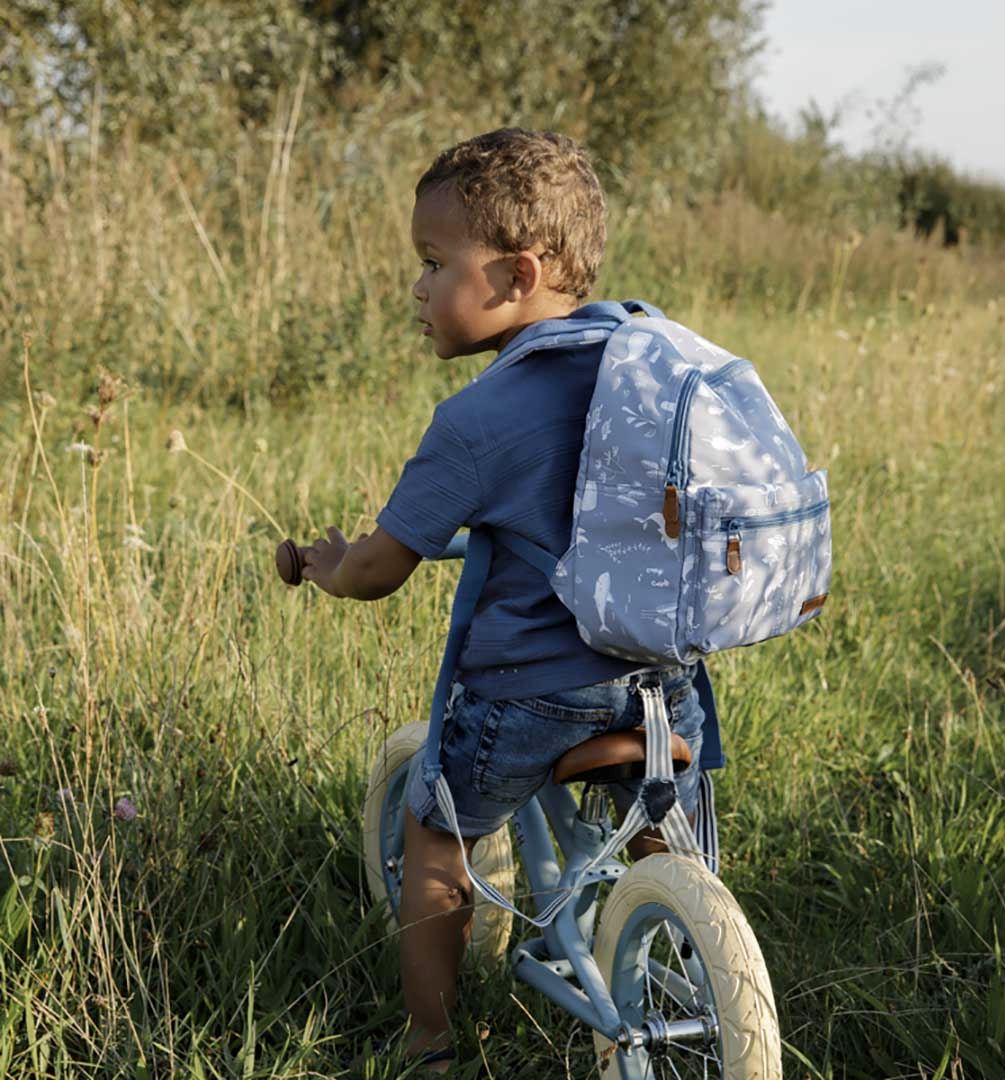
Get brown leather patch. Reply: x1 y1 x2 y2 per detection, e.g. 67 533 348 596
726 537 742 575
800 593 828 616
663 485 681 539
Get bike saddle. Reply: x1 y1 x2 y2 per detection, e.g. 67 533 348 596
551 729 691 786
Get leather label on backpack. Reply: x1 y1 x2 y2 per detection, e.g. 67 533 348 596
800 593 828 616
663 485 681 539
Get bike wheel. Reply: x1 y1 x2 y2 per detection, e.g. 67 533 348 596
593 853 781 1079
362 721 515 962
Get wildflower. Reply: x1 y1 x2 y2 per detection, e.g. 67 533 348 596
32 704 48 721
57 787 74 805
123 534 154 552
113 797 138 822
35 390 57 410
67 441 94 457
166 429 187 453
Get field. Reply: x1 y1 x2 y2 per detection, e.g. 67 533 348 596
1 122 1004 1078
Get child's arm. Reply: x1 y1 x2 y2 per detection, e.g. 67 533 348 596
301 526 422 601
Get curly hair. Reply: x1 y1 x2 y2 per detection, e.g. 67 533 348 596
416 128 607 300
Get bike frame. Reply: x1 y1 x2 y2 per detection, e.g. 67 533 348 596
507 781 630 1042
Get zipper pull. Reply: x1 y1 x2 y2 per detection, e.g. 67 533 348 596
726 521 742 575
663 485 681 539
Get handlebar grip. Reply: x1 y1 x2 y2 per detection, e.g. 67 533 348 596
275 538 306 586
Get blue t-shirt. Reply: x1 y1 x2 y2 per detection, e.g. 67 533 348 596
377 309 641 700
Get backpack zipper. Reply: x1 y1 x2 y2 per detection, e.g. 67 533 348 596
719 499 829 533
720 499 829 575
665 368 703 489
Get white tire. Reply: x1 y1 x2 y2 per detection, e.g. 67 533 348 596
362 721 514 963
593 853 781 1079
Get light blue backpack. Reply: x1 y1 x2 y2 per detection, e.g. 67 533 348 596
492 299 831 668
544 302 831 663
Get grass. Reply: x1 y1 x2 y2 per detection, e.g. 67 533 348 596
1 117 1003 1078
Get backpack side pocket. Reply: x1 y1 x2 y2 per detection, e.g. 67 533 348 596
681 470 831 655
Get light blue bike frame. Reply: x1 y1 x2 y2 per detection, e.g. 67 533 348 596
507 782 629 1041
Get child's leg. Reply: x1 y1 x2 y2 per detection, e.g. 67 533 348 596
399 808 476 1065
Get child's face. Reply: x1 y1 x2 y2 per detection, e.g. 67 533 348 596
411 185 516 359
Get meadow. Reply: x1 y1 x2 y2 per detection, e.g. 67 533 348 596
1 115 1003 1079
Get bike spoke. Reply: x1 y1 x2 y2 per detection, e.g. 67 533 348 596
623 912 722 1079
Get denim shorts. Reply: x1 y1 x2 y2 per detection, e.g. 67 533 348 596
407 666 705 838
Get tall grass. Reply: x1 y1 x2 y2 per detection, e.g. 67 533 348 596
1 110 1003 1078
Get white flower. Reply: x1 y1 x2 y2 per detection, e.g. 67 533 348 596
123 534 154 552
67 441 94 456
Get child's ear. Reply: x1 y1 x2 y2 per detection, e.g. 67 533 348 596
508 251 544 301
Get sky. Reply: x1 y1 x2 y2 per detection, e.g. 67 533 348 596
754 0 1005 182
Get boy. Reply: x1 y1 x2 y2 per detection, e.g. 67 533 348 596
301 128 705 1071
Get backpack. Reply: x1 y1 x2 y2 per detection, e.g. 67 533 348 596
535 301 832 664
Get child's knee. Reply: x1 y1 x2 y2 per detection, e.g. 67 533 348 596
403 809 475 908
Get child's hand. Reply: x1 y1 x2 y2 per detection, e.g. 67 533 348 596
302 525 352 595
299 526 419 600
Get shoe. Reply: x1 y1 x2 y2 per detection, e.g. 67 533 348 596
345 1040 456 1075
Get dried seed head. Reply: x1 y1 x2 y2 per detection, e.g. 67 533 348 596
97 367 128 407
166 429 187 453
35 390 57 410
34 812 56 840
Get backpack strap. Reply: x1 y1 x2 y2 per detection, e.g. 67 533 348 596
421 529 493 785
622 299 666 318
493 527 559 578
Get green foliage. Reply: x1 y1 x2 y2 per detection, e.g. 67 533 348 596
5 0 1005 243
4 0 766 180
2 1 340 144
